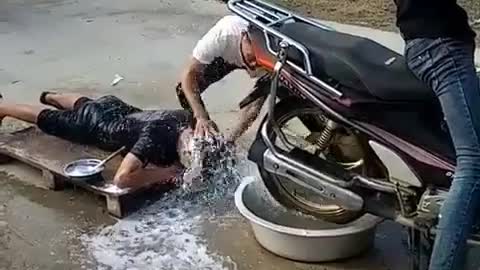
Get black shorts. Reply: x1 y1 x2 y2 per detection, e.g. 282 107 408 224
37 95 140 145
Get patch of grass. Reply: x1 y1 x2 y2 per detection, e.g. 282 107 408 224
272 0 396 29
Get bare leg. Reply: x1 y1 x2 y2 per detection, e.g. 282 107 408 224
42 93 86 110
0 104 47 124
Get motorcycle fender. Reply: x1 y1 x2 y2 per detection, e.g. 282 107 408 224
248 128 268 168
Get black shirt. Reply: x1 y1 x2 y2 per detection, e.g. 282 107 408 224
394 0 476 41
104 110 192 166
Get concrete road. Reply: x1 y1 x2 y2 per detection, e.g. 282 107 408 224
0 1 474 270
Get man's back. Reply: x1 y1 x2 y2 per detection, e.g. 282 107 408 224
126 109 192 124
394 0 475 41
94 106 192 166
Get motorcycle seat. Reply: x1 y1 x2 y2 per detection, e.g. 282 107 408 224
278 22 436 102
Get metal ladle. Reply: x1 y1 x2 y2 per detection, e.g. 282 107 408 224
63 146 126 182
91 146 126 171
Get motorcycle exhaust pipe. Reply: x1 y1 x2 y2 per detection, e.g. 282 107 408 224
262 149 364 212
249 122 364 212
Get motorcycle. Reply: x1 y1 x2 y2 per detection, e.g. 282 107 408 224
228 0 480 269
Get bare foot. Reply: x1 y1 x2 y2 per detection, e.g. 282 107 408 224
40 91 63 109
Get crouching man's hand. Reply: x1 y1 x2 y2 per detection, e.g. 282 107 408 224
195 117 218 138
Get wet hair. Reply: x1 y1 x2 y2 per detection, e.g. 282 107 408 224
247 23 256 33
183 135 236 187
244 23 256 42
198 136 235 179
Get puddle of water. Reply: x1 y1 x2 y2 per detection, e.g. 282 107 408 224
81 136 241 270
81 197 238 270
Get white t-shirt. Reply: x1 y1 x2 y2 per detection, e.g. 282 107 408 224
193 15 249 68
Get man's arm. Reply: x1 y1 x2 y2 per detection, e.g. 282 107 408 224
227 76 271 142
180 19 229 136
181 58 210 120
227 95 267 142
113 153 180 189
181 58 220 136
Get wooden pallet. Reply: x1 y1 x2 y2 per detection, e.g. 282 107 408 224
0 127 159 218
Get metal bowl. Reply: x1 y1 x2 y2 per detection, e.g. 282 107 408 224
235 177 383 262
63 159 105 184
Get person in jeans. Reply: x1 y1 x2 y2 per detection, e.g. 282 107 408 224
393 0 478 269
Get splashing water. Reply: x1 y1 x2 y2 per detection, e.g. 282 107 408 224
180 135 239 199
80 135 241 270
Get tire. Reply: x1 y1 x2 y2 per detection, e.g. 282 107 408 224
258 97 364 224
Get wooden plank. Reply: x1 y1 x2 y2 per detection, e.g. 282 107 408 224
106 195 123 218
41 169 64 190
0 127 173 217
0 127 142 196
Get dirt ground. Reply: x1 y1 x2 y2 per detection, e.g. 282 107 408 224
269 0 480 44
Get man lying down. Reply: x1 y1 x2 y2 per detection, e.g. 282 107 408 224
0 92 227 189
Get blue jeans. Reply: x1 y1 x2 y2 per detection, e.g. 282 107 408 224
405 38 480 270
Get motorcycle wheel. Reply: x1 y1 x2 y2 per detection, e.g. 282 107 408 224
259 98 368 224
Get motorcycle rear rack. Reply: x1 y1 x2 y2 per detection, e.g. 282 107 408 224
228 0 343 97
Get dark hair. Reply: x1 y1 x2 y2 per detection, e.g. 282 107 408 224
193 136 235 181
247 23 256 33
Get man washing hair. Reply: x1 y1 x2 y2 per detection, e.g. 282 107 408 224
177 15 269 142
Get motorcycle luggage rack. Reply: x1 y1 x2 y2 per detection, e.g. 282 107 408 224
228 0 342 97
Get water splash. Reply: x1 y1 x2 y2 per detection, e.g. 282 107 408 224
80 135 240 270
180 135 239 199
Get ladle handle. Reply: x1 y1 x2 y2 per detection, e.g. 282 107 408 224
95 146 126 169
